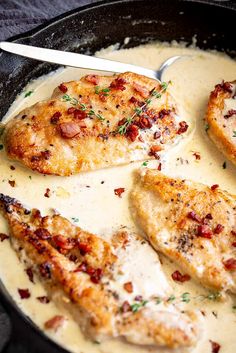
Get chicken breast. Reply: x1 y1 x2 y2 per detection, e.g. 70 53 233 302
206 80 236 165
0 193 201 349
131 169 236 293
2 72 188 176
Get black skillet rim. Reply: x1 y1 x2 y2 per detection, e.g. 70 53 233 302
0 0 236 352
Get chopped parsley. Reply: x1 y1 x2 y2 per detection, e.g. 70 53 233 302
134 107 142 115
206 292 221 301
167 294 176 302
233 131 236 137
205 123 209 132
130 300 148 313
95 86 110 95
142 161 149 166
24 90 33 98
222 161 227 169
181 292 191 303
61 94 78 106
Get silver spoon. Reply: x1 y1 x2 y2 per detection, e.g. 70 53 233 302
0 41 182 82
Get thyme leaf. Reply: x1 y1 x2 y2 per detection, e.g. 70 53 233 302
24 90 33 98
130 300 148 313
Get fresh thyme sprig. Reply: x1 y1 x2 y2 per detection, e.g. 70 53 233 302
116 81 170 136
155 291 222 305
61 94 105 121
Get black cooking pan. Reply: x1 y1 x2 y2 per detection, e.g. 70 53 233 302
0 0 235 352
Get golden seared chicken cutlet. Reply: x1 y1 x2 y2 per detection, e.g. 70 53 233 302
131 170 236 293
3 72 188 176
0 193 201 349
206 80 236 165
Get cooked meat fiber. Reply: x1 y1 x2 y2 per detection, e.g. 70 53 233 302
3 72 187 176
0 193 201 349
206 80 236 166
131 170 236 293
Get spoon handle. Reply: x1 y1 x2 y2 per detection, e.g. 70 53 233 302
0 42 157 80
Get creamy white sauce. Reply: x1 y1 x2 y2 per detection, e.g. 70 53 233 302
0 42 236 353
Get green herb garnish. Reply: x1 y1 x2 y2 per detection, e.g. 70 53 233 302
156 297 162 304
205 123 209 132
24 90 33 98
167 295 176 302
71 217 79 223
131 300 148 313
181 292 191 303
142 161 149 166
233 131 236 137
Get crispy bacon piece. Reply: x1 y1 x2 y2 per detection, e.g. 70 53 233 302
50 111 61 124
123 282 133 293
37 296 50 304
187 211 202 223
35 228 51 240
85 75 99 85
223 258 236 271
59 122 81 138
197 225 213 239
177 121 189 134
44 315 65 331
58 83 67 93
0 233 9 242
73 109 87 120
126 124 139 142
224 109 236 119
110 78 126 91
171 270 191 283
18 288 31 299
214 224 224 234
211 184 219 191
121 301 131 313
25 267 34 283
44 188 51 198
210 340 221 353
114 188 125 198
53 235 76 250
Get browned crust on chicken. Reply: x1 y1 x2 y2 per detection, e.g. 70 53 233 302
3 72 186 176
206 80 236 165
0 193 200 348
131 170 236 293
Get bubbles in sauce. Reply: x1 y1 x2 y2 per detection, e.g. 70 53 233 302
0 42 236 353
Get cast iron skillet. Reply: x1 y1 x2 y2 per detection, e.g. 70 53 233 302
0 0 235 352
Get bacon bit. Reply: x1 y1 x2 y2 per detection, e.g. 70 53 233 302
41 150 51 160
50 111 61 124
110 78 126 91
69 254 78 262
8 180 16 187
187 211 202 223
121 301 131 313
58 83 67 93
44 315 65 331
25 268 34 283
98 92 107 102
158 109 171 120
44 188 51 198
59 122 81 138
39 262 51 279
85 75 99 85
37 296 50 304
124 282 133 293
73 109 87 120
193 152 201 160
213 81 233 98
0 233 9 242
223 258 236 271
114 188 125 198
133 82 149 98
136 116 152 129
205 213 213 220
171 270 191 283
211 184 219 191
232 242 236 247
149 145 162 159
157 163 162 171
177 121 189 134
224 109 236 119
210 340 221 353
154 131 161 139
129 96 140 104
197 225 213 239
231 230 236 236
10 165 15 170
214 224 224 234
18 288 30 299
90 268 103 284
126 124 139 142
35 228 51 240
53 235 76 250
77 242 91 255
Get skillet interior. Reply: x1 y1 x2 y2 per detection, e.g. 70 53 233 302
0 0 235 352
